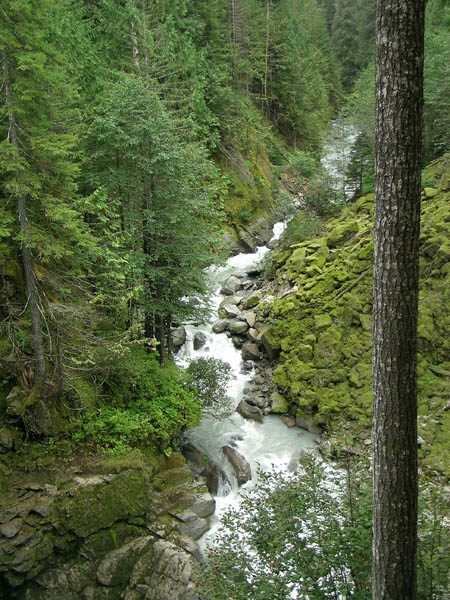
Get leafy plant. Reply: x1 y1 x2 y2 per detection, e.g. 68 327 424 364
198 453 449 599
186 357 233 418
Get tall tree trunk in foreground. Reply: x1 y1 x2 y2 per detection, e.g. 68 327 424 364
372 1 425 598
2 52 46 386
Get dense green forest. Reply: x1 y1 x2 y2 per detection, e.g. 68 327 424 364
1 0 449 598
0 0 449 460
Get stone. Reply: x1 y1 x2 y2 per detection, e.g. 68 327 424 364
212 319 229 333
146 540 198 600
5 386 28 419
219 304 240 319
96 536 153 587
242 311 256 328
296 416 323 434
236 399 264 423
0 518 23 539
180 515 209 540
0 427 17 452
190 493 215 519
243 291 262 309
222 446 252 486
270 391 288 414
232 336 244 348
241 342 262 361
242 361 253 372
246 264 264 277
181 442 229 495
171 327 186 348
247 328 260 342
193 332 207 350
220 275 242 296
245 396 268 410
261 328 281 360
239 231 257 252
229 319 249 335
280 415 296 428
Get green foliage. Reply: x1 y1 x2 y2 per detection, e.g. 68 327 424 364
280 213 325 250
186 357 233 418
74 350 201 454
199 454 373 600
198 454 449 600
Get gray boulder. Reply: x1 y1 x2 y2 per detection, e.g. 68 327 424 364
212 319 229 333
236 399 264 423
171 327 186 348
220 275 242 296
241 342 262 361
222 446 252 486
296 416 323 434
96 536 154 587
229 319 249 335
193 332 207 350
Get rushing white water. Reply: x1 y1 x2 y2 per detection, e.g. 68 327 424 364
320 119 359 202
177 222 319 550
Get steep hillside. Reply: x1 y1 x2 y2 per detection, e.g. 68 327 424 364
261 156 450 474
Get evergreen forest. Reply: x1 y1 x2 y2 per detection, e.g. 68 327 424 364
0 1 449 598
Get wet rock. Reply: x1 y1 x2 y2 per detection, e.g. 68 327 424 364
241 361 253 372
190 493 215 519
229 320 249 335
270 391 288 414
212 319 229 333
96 536 154 587
193 332 207 350
245 396 269 411
241 342 262 361
220 275 242 296
280 415 296 428
232 336 244 349
171 327 186 348
236 399 264 423
222 447 252 486
246 264 264 277
181 442 229 495
296 416 323 434
267 238 280 250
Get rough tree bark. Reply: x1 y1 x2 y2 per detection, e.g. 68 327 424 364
2 51 46 386
372 1 425 599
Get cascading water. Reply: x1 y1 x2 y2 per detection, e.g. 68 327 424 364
177 223 319 550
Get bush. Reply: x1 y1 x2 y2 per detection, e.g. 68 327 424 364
186 357 233 419
74 350 201 454
198 454 449 599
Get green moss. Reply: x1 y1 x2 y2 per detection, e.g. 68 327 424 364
267 173 450 459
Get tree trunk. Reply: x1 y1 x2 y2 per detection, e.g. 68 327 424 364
2 52 46 386
372 1 425 598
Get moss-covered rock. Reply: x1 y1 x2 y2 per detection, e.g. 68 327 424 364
266 158 450 473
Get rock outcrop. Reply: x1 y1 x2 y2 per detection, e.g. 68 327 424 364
0 453 213 599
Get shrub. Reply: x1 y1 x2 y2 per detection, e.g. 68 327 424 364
198 454 449 599
186 357 233 419
74 350 201 454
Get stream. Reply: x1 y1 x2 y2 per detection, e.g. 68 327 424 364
177 118 357 552
177 226 319 551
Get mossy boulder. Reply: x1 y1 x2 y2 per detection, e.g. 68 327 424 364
266 159 450 469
